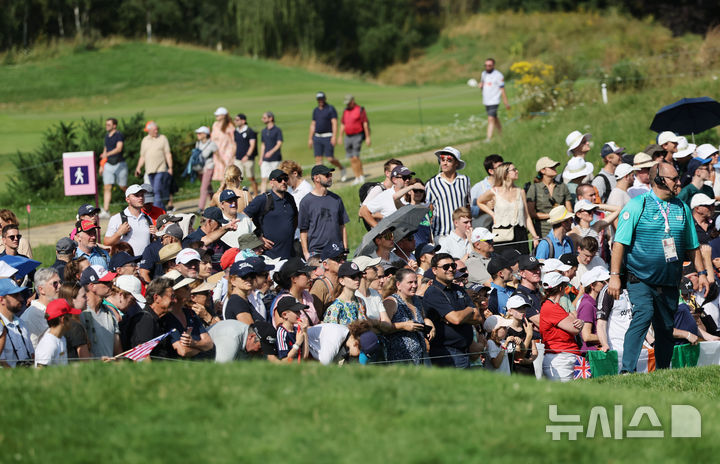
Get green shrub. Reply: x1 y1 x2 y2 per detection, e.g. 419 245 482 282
604 59 646 92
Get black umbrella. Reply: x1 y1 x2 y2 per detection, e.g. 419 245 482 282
354 205 429 257
650 97 720 141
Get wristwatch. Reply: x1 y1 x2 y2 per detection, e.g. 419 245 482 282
698 270 708 277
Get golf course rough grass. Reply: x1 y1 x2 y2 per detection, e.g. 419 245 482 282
2 362 719 463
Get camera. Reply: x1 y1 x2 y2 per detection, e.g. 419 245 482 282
506 341 516 354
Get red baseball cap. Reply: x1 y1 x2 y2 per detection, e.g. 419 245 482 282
45 299 81 320
77 220 99 233
220 248 240 270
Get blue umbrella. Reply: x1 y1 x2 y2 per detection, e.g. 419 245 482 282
650 97 720 139
0 255 41 279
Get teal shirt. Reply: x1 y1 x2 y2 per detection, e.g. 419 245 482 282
614 191 699 286
676 183 715 207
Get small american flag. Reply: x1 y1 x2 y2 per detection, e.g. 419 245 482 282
573 355 592 379
123 331 173 362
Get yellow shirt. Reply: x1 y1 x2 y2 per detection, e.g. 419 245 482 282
140 134 171 174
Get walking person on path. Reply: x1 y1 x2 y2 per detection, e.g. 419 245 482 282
309 92 346 180
211 107 236 181
477 58 510 141
338 94 370 184
99 118 127 218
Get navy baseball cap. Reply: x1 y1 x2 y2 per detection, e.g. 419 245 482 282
202 206 228 225
108 251 141 271
414 243 440 262
311 165 334 177
359 331 380 356
320 242 346 261
316 91 326 100
229 260 256 278
518 255 542 271
275 298 309 315
391 166 415 178
487 256 511 276
251 321 279 357
78 204 100 216
269 169 288 181
56 237 77 254
246 256 274 274
219 189 239 203
559 253 579 268
500 248 522 266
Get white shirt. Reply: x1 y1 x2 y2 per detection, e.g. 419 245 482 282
606 290 633 352
363 183 387 204
484 340 511 375
105 207 152 256
607 187 631 210
592 169 617 200
249 289 268 321
356 288 384 320
20 300 48 349
437 231 470 260
307 323 350 365
571 256 608 288
0 312 34 367
470 177 492 206
480 69 505 106
365 186 398 218
289 180 313 207
34 332 68 367
627 179 651 199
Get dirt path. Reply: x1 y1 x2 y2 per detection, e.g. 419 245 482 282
21 141 479 247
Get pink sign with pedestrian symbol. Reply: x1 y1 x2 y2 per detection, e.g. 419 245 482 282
63 151 97 196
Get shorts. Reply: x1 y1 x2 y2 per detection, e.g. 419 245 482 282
260 161 280 179
542 352 577 382
233 159 256 179
485 105 499 117
313 134 334 158
344 133 363 158
103 160 128 186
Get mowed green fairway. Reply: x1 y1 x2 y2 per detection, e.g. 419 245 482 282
2 361 719 463
0 42 487 168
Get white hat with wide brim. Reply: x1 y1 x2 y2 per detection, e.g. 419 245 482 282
434 146 466 170
562 157 594 182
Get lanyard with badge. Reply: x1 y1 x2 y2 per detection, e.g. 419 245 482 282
652 195 678 262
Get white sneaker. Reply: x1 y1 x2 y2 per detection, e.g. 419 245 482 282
99 209 110 219
358 175 365 184
352 177 360 185
340 169 348 182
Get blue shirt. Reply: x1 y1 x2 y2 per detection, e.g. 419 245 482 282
298 192 349 254
261 125 283 162
673 302 698 345
615 191 699 286
75 247 109 268
489 283 514 315
104 131 125 164
312 105 338 134
234 126 257 160
535 231 575 260
244 191 298 259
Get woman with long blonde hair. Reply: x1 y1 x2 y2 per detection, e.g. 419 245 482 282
210 164 252 212
477 162 539 255
211 107 236 181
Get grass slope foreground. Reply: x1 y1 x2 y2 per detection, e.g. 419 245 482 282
2 362 719 463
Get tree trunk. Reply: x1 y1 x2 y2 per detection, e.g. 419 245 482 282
58 12 65 37
74 5 81 37
22 1 28 48
146 10 152 43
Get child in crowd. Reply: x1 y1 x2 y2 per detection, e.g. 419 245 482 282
483 315 518 375
505 294 537 375
276 298 310 362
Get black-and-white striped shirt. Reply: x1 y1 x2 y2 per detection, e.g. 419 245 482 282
426 173 470 238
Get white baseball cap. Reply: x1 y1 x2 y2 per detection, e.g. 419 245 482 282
614 163 638 179
163 269 196 290
506 294 531 310
580 266 611 288
115 275 146 305
542 258 571 273
483 314 512 333
696 144 719 160
542 271 570 289
352 255 382 272
176 248 202 265
471 227 495 243
214 107 229 116
690 193 715 210
657 131 680 146
125 184 146 197
565 131 592 156
195 126 210 135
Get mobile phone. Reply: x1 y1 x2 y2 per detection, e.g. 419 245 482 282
423 324 432 335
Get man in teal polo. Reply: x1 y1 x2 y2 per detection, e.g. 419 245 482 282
609 162 710 373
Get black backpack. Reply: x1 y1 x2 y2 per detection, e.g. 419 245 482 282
596 171 612 203
251 192 297 237
359 181 383 203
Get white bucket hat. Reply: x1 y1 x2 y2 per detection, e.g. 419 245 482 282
696 144 719 160
565 130 592 156
434 146 466 170
673 136 696 159
562 156 594 182
657 131 680 146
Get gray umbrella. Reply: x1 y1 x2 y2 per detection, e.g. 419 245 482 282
354 204 430 257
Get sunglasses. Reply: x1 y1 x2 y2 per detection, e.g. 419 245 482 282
438 155 456 163
6 234 21 241
274 176 289 183
438 262 457 271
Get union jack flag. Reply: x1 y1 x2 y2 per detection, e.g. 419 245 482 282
573 355 592 379
122 331 173 362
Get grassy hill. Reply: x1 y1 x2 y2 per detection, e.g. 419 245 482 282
3 361 718 463
378 10 718 86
